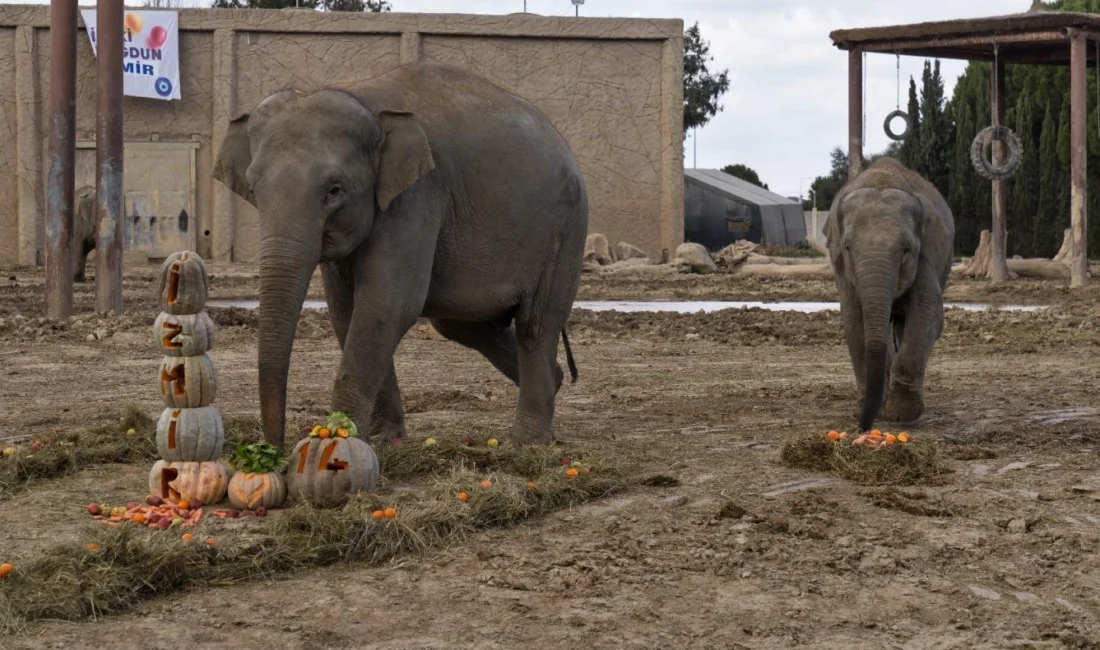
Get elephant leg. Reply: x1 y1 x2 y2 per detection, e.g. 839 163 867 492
429 318 567 393
322 261 407 442
73 241 89 283
881 266 943 423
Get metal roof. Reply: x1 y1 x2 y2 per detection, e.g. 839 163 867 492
684 169 800 207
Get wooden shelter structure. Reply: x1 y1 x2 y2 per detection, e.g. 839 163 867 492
830 8 1099 288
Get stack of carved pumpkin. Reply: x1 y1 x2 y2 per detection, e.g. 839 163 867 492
288 412 380 507
148 251 229 506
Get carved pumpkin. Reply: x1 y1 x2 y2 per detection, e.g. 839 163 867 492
287 436 380 507
154 311 216 357
156 406 225 462
227 472 288 510
158 354 217 409
157 251 208 315
148 459 229 504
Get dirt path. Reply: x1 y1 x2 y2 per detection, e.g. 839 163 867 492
2 265 1100 648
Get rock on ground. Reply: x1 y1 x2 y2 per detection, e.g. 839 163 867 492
674 242 717 275
613 241 649 264
584 234 612 266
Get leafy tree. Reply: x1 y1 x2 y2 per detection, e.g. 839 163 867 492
915 60 951 196
683 22 730 132
721 164 768 189
897 77 921 169
1035 102 1062 255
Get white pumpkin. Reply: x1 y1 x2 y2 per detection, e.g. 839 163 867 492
227 471 289 510
156 406 225 462
154 311 216 357
287 436 379 508
157 250 209 315
159 354 217 409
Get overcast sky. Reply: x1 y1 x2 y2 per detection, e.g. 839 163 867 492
74 0 1028 199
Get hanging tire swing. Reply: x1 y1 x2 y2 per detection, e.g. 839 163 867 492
969 43 1023 181
884 53 911 141
970 125 1023 181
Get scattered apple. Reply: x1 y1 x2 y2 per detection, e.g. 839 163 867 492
146 495 163 506
178 509 191 519
190 499 203 509
460 436 473 447
487 438 499 448
205 538 217 547
30 440 43 452
147 513 161 524
227 509 240 519
171 517 184 527
2 447 13 458
87 503 101 516
126 428 136 437
254 506 267 517
560 456 573 466
157 518 172 530
424 437 437 447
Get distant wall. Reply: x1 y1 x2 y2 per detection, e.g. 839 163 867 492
0 6 684 266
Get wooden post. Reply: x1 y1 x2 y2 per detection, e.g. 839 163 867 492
95 0 124 314
44 0 78 319
990 54 1010 284
848 49 863 182
1069 32 1089 288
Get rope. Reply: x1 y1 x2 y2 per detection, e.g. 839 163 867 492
896 52 901 110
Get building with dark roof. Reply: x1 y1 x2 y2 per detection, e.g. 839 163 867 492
683 169 808 250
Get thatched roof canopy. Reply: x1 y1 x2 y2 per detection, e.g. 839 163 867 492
829 10 1100 65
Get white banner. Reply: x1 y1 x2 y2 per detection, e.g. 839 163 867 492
81 9 181 101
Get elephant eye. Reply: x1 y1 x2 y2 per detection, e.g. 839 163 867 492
903 245 912 254
324 184 343 205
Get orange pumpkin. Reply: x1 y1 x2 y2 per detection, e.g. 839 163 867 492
156 406 224 462
157 251 209 315
149 460 229 505
227 471 288 510
154 311 216 357
287 436 379 507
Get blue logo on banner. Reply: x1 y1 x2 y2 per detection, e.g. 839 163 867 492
154 77 172 97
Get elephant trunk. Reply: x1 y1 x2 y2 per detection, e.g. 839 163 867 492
258 233 320 450
856 256 898 432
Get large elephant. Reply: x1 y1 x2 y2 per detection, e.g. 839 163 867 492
825 157 955 432
73 185 97 283
212 62 588 450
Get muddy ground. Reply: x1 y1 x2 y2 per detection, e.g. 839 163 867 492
2 261 1100 649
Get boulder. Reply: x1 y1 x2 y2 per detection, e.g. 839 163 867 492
714 240 758 268
584 233 612 266
674 242 717 275
613 241 649 263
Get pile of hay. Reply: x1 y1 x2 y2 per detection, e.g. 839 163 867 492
780 433 950 486
0 434 629 631
0 407 264 499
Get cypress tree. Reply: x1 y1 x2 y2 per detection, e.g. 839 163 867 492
1010 90 1039 256
1035 102 1058 256
898 77 921 169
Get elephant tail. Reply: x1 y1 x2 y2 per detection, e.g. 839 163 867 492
561 327 578 384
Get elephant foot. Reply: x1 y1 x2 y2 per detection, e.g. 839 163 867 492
369 418 406 443
880 388 924 423
510 415 554 447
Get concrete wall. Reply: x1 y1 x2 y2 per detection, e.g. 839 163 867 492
0 5 684 266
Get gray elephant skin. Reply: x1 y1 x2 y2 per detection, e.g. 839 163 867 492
73 185 97 282
825 157 955 432
212 62 588 450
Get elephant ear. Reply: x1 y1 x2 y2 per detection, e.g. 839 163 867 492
212 113 255 207
376 109 435 212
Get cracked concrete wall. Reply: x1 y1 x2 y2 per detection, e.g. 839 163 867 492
0 6 683 266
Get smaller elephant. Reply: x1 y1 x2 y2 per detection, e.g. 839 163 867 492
825 157 956 432
72 185 97 283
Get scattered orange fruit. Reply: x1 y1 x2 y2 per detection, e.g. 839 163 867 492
898 432 910 443
565 468 579 478
480 479 492 488
177 500 191 511
205 538 216 546
526 482 537 490
319 428 331 439
0 563 12 579
181 533 193 542
132 513 146 525
827 430 840 441
885 434 897 444
372 509 385 520
87 543 99 551
870 430 883 438
384 507 397 519
337 428 349 438
457 492 469 502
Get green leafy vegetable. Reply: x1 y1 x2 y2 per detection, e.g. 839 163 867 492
324 411 358 438
229 441 286 474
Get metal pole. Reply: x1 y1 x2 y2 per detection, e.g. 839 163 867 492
693 127 697 169
45 0 78 319
990 51 1009 284
847 48 863 181
1070 32 1089 288
95 0 124 314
